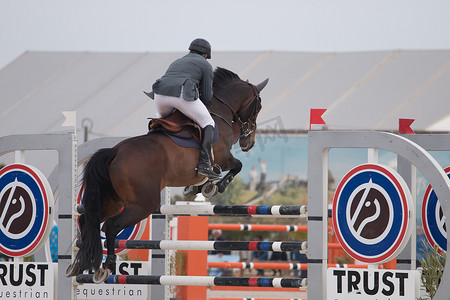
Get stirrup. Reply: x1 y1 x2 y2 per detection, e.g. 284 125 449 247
196 166 221 180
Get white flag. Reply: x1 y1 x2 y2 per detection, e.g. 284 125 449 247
61 111 76 127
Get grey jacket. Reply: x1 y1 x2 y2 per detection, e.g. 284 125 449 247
152 52 213 103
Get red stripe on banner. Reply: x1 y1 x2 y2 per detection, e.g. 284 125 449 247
248 241 258 250
118 275 127 284
248 206 257 214
249 277 258 286
118 240 127 249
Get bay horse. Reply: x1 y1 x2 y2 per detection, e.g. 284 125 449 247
67 67 268 282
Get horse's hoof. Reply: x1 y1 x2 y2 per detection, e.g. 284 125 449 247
201 182 218 198
182 185 198 196
65 263 80 277
93 268 111 284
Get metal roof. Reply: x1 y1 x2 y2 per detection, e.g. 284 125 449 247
1 50 449 140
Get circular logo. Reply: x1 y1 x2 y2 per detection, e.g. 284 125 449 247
422 167 449 255
77 184 146 255
0 164 54 257
332 164 412 263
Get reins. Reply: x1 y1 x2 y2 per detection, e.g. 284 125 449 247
210 84 261 138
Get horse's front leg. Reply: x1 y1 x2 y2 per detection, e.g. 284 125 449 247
217 157 242 193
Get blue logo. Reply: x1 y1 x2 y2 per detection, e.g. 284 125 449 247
422 167 449 255
332 164 412 263
0 164 53 257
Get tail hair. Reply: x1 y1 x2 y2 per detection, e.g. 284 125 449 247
76 148 118 272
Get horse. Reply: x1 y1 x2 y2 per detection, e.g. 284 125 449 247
67 67 268 282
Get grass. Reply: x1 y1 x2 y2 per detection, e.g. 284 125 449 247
417 240 446 299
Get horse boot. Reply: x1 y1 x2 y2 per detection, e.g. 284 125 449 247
197 125 221 180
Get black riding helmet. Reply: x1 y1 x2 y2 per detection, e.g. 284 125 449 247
189 38 212 59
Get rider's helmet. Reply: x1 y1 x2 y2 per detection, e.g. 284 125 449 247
189 38 211 59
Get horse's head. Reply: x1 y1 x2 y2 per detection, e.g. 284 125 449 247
212 67 269 152
237 78 268 152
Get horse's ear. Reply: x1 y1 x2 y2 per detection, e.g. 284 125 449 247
256 78 269 93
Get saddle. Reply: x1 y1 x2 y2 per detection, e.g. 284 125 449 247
148 110 202 144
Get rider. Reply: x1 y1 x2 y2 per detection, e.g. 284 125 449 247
151 38 220 179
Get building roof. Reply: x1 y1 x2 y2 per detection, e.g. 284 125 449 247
1 50 449 141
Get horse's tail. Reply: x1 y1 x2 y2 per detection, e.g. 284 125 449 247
77 148 118 272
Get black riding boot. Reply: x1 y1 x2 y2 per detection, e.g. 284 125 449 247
197 125 221 179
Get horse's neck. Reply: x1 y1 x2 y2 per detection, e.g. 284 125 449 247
209 97 234 124
211 113 240 145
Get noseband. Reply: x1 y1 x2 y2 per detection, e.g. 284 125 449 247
212 83 261 139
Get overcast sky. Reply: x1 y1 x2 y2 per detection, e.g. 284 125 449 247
1 0 450 69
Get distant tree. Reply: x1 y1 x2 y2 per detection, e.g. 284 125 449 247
170 176 245 205
210 176 245 205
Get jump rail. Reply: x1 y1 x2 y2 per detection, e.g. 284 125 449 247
209 224 332 232
209 298 306 300
107 240 306 252
159 205 307 216
76 274 306 288
207 262 375 270
75 204 307 218
209 224 309 232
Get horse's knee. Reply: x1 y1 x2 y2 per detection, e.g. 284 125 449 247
236 160 242 171
230 159 242 173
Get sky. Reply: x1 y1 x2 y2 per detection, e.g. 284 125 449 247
1 0 450 69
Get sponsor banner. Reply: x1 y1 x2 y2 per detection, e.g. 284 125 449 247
76 261 150 299
422 166 449 255
0 262 55 300
332 164 413 264
0 164 54 257
327 268 419 299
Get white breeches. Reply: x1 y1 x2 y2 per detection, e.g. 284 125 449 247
154 93 215 128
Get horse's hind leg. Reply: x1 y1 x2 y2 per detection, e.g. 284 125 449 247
106 205 150 264
92 204 153 283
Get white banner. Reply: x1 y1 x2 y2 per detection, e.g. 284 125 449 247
0 262 55 300
76 261 150 300
327 268 420 299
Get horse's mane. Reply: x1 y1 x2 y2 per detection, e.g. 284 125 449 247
213 67 242 91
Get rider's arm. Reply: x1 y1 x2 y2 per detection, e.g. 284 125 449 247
199 62 213 104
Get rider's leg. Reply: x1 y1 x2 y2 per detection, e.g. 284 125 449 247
197 124 221 179
154 93 178 117
178 99 220 179
158 94 220 179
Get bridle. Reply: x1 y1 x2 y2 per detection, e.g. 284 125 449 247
211 83 261 139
